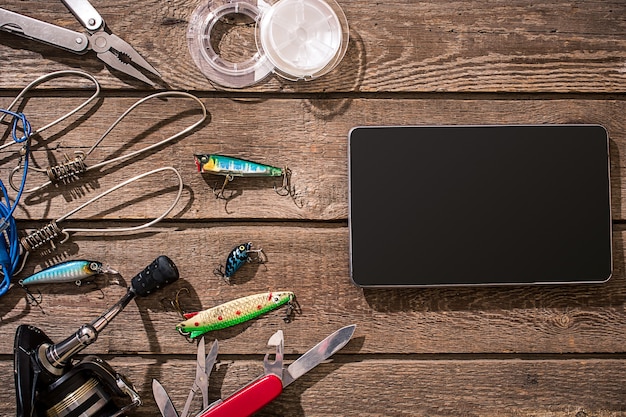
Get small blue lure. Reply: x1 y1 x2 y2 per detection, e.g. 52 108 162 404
19 260 119 287
214 242 264 282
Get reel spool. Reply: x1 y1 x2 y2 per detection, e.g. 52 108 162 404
35 355 139 417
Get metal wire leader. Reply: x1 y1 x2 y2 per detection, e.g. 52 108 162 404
20 166 184 254
0 71 99 298
0 70 100 151
10 91 207 193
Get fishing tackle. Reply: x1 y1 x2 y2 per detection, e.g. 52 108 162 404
176 291 296 340
14 255 179 417
0 71 100 299
19 260 119 287
20 166 183 256
214 242 265 283
10 91 207 193
194 154 292 199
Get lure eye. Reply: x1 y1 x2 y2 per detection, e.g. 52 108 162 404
272 295 280 303
239 245 246 251
89 262 99 271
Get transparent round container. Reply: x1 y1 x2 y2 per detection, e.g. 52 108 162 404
187 0 349 87
256 0 349 81
187 0 274 88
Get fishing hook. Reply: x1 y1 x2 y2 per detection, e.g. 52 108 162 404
20 166 183 255
283 294 301 323
273 167 293 197
19 284 45 314
9 91 207 193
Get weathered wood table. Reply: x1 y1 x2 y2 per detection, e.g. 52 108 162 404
1 1 626 416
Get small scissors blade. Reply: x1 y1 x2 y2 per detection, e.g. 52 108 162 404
181 338 219 417
202 339 219 408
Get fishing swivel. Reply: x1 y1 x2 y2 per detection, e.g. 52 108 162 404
10 91 207 193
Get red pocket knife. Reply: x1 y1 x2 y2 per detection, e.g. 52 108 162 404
153 325 356 417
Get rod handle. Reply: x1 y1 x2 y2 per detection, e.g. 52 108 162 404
131 255 179 297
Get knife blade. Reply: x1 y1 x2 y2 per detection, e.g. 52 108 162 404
282 324 356 387
153 379 180 417
197 324 356 417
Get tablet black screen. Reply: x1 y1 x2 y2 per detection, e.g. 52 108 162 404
348 125 612 287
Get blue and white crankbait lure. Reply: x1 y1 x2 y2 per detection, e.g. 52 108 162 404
214 242 265 283
19 260 119 287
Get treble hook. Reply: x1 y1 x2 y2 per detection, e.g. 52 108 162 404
273 167 293 197
20 166 183 255
0 70 100 151
9 91 207 193
161 287 191 319
283 294 301 323
19 284 45 314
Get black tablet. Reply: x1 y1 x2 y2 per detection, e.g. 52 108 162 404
348 125 612 287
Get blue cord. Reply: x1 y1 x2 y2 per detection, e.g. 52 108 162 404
0 109 31 297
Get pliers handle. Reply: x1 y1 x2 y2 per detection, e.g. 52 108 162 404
0 0 161 86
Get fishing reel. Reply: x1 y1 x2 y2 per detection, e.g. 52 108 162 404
14 255 180 417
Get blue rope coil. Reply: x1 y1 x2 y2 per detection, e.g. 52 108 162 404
0 109 31 297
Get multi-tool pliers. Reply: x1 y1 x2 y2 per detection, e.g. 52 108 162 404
153 325 356 417
0 0 161 86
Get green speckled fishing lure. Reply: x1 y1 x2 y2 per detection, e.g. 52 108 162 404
176 291 295 340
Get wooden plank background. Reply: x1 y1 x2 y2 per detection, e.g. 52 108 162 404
1 0 626 416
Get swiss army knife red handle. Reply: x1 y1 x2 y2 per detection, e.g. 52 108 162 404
197 374 283 417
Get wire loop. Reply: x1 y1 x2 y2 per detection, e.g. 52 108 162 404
21 166 184 253
10 91 207 193
0 71 99 298
0 70 100 150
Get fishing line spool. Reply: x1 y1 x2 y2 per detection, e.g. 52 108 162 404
187 0 349 88
14 255 179 417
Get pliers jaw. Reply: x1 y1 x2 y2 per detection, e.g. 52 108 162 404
90 31 161 87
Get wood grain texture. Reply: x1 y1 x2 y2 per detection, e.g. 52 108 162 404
1 0 625 416
2 358 626 416
0 96 624 220
0 1 625 92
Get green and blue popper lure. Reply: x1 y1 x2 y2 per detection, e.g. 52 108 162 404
176 291 295 340
194 154 292 199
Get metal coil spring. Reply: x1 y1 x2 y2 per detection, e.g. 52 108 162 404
47 153 87 183
21 221 67 253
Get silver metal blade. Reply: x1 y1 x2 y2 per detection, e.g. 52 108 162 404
0 8 89 53
202 339 219 409
282 324 356 387
153 379 179 417
61 0 103 31
181 338 206 417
